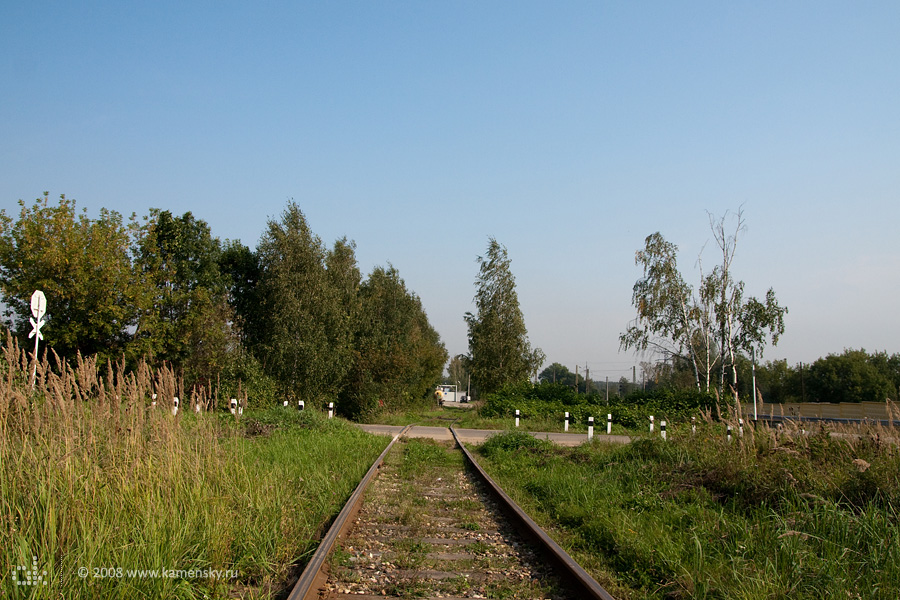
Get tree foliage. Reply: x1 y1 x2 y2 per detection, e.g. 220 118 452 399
340 265 447 419
254 202 352 403
621 210 787 400
465 238 544 396
0 194 449 415
133 210 232 369
446 354 470 390
539 362 575 386
0 194 142 360
806 349 898 403
219 240 263 349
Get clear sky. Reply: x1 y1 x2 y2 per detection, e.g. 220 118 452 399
2 2 899 382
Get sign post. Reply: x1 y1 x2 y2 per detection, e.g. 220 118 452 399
28 290 47 388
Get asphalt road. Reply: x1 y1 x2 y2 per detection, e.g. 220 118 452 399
354 424 631 447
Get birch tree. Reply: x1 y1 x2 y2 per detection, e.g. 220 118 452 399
621 210 787 399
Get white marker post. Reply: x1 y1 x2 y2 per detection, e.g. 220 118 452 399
739 418 744 437
564 412 569 432
328 402 334 419
152 393 157 407
515 409 520 427
298 399 305 411
607 413 612 435
727 425 733 443
691 416 696 435
661 420 667 441
172 397 179 416
195 402 201 413
649 415 655 434
28 290 47 388
588 416 594 441
283 400 289 407
230 398 237 414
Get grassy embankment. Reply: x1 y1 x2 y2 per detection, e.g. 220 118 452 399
475 418 900 600
1 339 389 599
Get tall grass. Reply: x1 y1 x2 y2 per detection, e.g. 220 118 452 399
1 336 388 599
476 418 900 599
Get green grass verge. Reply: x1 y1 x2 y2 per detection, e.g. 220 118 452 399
1 405 388 599
474 428 900 599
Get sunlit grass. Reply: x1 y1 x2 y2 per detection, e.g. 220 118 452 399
475 425 900 599
0 339 388 599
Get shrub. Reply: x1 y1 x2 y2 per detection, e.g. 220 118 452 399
479 382 716 430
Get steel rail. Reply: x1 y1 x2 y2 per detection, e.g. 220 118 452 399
451 425 617 600
287 424 412 600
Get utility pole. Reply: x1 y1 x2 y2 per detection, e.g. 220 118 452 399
800 362 805 403
574 365 579 393
585 365 590 394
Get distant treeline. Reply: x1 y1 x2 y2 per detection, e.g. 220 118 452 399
540 349 900 404
0 194 447 418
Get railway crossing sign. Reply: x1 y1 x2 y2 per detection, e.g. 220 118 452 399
29 290 47 387
30 290 46 339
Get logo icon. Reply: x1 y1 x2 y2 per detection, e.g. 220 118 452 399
12 556 48 586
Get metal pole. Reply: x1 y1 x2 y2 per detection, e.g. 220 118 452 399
752 348 758 421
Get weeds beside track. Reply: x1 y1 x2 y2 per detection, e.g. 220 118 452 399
0 339 388 599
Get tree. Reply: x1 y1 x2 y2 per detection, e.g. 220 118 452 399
807 349 896 403
447 354 470 389
464 238 544 396
341 265 447 419
219 240 263 349
254 202 351 403
752 358 803 404
702 210 787 396
621 210 787 399
0 194 142 360
326 236 363 385
539 362 574 385
133 210 231 377
620 232 714 391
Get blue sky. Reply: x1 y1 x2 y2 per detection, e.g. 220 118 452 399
2 2 899 382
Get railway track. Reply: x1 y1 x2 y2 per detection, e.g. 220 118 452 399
287 426 614 600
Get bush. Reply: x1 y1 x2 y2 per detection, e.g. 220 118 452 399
479 382 716 430
479 431 555 458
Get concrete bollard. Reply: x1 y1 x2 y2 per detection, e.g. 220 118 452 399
515 409 520 428
607 413 612 435
564 412 569 432
588 416 594 441
661 420 667 441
